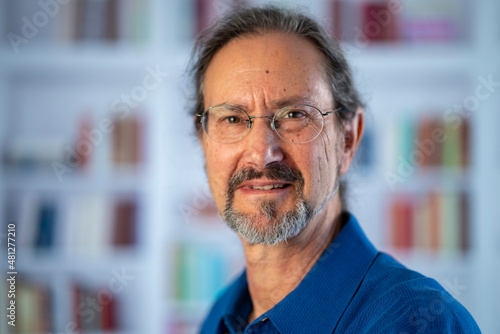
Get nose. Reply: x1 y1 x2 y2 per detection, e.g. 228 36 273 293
244 117 284 169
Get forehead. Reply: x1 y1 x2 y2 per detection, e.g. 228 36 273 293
203 32 333 110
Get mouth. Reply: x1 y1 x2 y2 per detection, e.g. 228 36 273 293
238 180 292 194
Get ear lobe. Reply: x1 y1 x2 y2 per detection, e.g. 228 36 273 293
339 107 364 175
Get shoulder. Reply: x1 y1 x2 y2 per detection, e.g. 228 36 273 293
339 253 481 333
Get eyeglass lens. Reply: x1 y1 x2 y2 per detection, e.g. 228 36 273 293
202 105 325 144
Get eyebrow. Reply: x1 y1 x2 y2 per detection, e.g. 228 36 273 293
271 95 315 108
216 95 316 111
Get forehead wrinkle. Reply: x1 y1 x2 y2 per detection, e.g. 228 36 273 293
204 32 335 112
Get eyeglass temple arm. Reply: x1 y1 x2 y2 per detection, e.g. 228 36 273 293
321 107 343 117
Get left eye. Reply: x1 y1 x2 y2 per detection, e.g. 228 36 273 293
283 111 305 119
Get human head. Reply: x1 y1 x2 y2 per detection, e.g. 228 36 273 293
190 5 363 207
189 5 364 244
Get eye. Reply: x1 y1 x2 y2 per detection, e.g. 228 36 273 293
221 115 242 124
283 110 306 119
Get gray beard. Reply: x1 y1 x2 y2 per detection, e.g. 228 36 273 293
224 196 313 245
221 164 340 246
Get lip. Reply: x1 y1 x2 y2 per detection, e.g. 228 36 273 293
237 179 293 195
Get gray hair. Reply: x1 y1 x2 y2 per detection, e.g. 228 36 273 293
189 5 363 132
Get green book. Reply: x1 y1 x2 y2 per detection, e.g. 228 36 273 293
442 121 461 168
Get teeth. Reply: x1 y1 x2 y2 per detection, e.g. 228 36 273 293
251 184 286 190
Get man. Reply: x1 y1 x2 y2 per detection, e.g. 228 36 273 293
190 6 480 334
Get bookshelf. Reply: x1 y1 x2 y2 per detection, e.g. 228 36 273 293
0 0 499 333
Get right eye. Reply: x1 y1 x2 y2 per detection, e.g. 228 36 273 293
221 115 242 124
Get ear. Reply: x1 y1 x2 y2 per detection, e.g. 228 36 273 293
195 115 206 148
339 107 364 175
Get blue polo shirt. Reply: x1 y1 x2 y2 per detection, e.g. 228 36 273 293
200 213 481 333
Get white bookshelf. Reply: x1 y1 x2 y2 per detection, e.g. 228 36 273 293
0 0 499 333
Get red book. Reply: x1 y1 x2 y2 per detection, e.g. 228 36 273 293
362 2 399 42
113 199 137 246
401 197 413 249
73 284 82 332
390 196 412 249
460 119 470 168
331 0 342 40
101 295 116 330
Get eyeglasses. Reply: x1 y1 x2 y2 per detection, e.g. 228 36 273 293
197 104 341 144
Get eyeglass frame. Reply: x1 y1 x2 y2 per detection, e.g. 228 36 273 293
196 103 343 144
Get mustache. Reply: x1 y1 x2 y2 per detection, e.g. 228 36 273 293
226 164 304 201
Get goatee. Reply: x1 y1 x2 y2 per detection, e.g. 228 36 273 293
223 164 313 245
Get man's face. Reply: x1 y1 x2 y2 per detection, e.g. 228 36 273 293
201 32 344 244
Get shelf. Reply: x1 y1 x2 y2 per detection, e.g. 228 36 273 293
2 169 147 192
0 45 192 74
345 44 473 75
16 248 146 274
0 47 159 73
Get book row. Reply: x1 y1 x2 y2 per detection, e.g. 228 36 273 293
2 279 119 334
3 114 143 173
387 116 470 169
192 0 469 44
5 192 139 253
331 0 469 44
173 243 243 302
388 191 469 252
4 0 470 48
6 0 149 45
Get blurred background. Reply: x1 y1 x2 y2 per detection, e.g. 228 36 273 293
0 0 499 333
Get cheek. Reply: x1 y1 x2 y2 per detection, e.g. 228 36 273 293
303 132 339 199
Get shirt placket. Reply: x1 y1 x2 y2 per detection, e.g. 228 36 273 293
245 317 280 334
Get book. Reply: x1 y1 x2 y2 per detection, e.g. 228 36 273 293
441 192 459 251
389 191 470 253
112 199 138 246
428 192 441 251
173 243 231 302
16 282 53 333
73 283 117 331
362 2 399 42
460 119 470 167
112 116 142 166
34 201 57 249
390 196 413 249
459 193 470 251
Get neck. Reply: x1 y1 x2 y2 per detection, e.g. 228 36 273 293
242 198 344 323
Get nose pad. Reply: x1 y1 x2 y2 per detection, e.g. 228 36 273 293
248 115 275 131
271 119 278 131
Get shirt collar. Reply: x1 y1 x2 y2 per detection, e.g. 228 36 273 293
212 213 378 334
267 213 378 333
